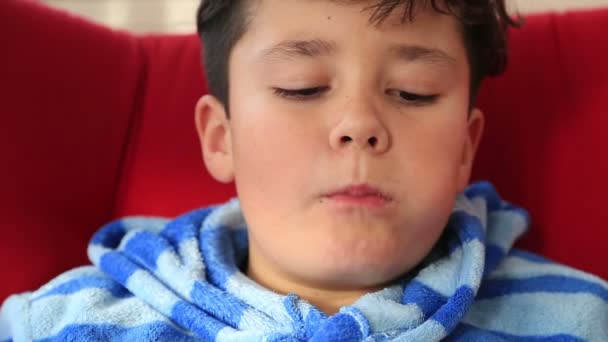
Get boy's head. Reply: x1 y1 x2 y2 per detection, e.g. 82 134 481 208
194 0 516 311
197 0 516 113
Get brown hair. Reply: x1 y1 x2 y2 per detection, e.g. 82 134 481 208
197 0 520 113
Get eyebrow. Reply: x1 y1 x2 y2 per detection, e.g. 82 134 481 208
259 39 338 61
389 44 457 67
258 39 456 67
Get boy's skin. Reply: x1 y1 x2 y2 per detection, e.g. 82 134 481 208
195 0 484 315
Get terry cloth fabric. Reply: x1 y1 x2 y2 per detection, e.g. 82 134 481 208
1 182 607 341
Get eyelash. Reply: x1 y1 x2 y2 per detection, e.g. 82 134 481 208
273 87 439 105
388 90 439 106
273 87 328 100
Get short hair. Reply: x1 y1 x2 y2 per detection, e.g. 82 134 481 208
196 0 520 115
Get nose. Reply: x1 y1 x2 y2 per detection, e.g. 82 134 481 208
329 98 390 154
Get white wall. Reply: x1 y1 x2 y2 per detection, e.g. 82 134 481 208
41 0 199 33
514 0 608 13
42 0 608 33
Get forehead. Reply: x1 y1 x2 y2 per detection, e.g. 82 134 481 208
238 0 466 65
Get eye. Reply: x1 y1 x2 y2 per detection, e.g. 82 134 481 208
273 87 328 100
387 89 439 106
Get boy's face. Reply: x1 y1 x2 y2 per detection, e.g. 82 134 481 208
197 0 483 291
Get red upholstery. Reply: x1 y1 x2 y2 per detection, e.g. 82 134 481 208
476 10 608 284
1 0 607 302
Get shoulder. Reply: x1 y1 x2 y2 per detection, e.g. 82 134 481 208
1 266 182 341
462 249 608 341
487 249 608 301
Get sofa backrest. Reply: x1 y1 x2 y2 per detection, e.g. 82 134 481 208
475 9 608 282
1 0 144 300
1 0 607 301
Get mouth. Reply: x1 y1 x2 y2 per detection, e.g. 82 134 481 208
322 184 394 209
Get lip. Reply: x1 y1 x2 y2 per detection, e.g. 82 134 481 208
322 184 394 209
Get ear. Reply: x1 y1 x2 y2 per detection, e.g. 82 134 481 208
194 95 234 183
457 108 485 192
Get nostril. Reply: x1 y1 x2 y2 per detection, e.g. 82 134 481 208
368 136 378 147
341 136 352 144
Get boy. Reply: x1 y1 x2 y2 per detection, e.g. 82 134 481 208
1 0 607 341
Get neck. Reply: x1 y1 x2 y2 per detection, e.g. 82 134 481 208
246 258 386 315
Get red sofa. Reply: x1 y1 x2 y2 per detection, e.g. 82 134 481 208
1 0 607 302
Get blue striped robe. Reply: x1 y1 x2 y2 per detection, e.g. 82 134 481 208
1 182 607 341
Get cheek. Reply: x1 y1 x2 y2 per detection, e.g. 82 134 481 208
397 115 466 177
229 104 320 210
390 104 469 218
